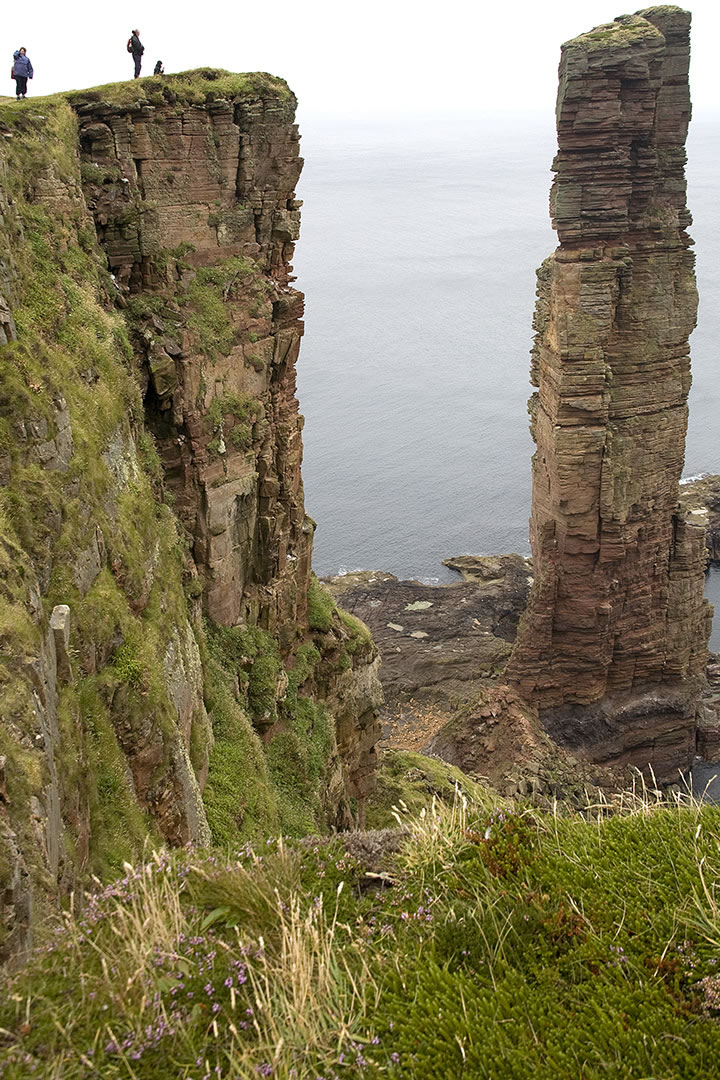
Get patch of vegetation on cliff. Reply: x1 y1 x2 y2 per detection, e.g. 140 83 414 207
306 577 375 681
183 256 257 361
565 16 664 51
307 576 336 632
366 747 491 830
63 69 295 110
0 97 209 896
200 623 282 848
266 700 335 834
207 391 265 455
201 622 343 842
4 792 720 1077
60 681 160 879
338 608 373 653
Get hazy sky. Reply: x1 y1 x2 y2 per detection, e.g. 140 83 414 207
3 0 720 118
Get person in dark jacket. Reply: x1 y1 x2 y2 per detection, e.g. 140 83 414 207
12 48 33 99
153 60 164 75
129 30 144 78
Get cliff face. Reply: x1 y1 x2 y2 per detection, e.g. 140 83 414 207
506 7 710 777
75 81 309 634
0 72 380 963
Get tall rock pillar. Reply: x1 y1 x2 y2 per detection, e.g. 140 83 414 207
506 7 711 776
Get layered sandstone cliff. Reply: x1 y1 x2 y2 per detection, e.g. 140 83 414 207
74 79 309 634
506 7 710 777
0 72 380 963
72 77 380 810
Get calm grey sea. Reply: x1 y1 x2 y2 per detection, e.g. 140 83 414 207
293 111 720 641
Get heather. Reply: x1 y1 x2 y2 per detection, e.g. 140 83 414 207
2 787 720 1078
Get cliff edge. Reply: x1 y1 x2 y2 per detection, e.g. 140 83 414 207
0 70 380 962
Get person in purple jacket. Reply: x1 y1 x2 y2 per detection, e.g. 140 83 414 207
12 48 33 99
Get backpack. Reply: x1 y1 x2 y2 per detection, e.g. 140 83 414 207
127 37 133 53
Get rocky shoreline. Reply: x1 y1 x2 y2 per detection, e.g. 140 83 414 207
322 473 720 804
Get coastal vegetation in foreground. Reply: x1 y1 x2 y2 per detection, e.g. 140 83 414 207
2 784 720 1078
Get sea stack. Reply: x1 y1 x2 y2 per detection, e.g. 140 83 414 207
506 7 711 777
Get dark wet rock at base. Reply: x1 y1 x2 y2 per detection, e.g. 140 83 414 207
324 556 720 803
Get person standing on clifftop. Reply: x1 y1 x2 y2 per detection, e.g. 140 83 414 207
11 48 33 99
128 30 144 78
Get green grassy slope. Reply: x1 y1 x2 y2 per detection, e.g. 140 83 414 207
2 789 720 1078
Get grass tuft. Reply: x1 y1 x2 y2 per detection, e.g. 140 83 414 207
4 789 720 1076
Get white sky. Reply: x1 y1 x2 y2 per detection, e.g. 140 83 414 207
3 0 720 118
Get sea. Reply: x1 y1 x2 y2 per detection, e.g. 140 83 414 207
293 110 720 649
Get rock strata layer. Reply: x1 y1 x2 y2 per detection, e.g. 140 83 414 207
506 7 710 779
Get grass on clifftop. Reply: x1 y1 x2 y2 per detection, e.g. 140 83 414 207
62 69 294 109
3 788 720 1078
0 70 293 120
564 14 664 52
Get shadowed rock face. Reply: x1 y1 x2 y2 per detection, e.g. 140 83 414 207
506 7 711 779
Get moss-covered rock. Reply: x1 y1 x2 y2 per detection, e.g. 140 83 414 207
0 91 213 958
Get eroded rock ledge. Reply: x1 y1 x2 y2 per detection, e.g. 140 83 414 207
505 7 710 780
680 474 720 563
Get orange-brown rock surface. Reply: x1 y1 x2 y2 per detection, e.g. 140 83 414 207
75 82 308 635
506 7 711 779
72 75 381 807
